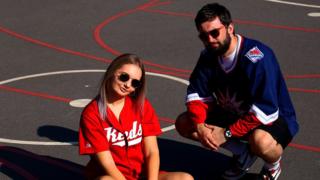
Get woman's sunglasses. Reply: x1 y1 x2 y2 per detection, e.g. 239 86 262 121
118 72 141 89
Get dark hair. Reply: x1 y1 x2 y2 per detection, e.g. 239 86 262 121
97 53 146 120
195 3 233 30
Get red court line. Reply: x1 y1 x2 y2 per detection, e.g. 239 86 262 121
0 26 112 64
234 19 320 33
1 22 318 85
159 117 320 153
142 59 191 74
93 9 136 56
143 9 320 33
0 84 182 124
92 0 172 56
142 8 194 17
2 20 318 80
135 0 163 10
93 0 192 74
94 3 319 75
0 25 192 76
285 74 320 79
0 158 37 180
1 12 317 77
289 143 320 153
136 0 172 10
0 85 319 153
0 85 71 103
146 68 190 79
289 88 320 94
158 117 175 123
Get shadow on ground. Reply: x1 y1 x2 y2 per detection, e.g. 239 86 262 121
0 125 262 179
38 125 78 143
0 146 84 179
158 138 261 180
159 138 231 179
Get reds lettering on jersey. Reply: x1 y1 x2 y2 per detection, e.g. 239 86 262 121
104 121 142 147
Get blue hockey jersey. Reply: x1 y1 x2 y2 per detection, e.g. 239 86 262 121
186 35 299 137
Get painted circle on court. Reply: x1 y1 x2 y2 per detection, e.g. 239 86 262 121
0 70 189 145
69 99 91 108
308 12 320 17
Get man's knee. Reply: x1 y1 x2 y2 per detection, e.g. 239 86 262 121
249 129 283 157
175 112 193 138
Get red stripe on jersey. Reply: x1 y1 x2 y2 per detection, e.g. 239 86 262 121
186 100 209 124
229 113 262 137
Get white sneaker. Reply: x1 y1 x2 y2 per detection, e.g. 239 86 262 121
259 163 282 180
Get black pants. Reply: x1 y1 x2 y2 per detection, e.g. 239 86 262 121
205 106 292 149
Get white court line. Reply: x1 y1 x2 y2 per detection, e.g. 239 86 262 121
0 138 77 145
161 125 176 133
0 70 189 145
308 12 320 17
0 70 105 85
265 0 320 8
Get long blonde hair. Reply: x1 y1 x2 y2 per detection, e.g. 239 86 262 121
97 53 146 120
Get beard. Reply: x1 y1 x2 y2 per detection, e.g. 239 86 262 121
206 33 231 56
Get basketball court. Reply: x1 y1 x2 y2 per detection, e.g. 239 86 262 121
1 0 319 179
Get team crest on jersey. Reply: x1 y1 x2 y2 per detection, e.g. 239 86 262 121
245 46 264 63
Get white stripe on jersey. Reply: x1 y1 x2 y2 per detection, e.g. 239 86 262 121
250 104 279 124
112 137 142 147
186 93 214 103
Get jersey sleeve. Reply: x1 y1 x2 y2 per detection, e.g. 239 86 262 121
79 101 109 155
229 113 261 137
141 99 162 137
186 51 216 124
230 45 281 137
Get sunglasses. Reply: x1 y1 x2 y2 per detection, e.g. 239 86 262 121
118 72 141 89
198 26 224 40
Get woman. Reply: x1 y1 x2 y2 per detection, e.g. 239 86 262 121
79 54 193 180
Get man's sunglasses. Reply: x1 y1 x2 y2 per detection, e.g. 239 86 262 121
198 26 224 40
118 72 141 89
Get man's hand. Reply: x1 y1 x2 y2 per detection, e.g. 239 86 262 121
196 123 218 150
206 124 227 147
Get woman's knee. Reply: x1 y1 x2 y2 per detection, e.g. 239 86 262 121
95 175 114 180
176 172 194 180
159 172 194 180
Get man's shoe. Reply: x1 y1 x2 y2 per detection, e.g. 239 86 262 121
221 149 257 180
259 164 281 180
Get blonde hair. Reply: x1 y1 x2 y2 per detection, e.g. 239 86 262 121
97 53 146 120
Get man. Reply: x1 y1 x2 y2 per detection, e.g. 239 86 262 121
175 3 299 180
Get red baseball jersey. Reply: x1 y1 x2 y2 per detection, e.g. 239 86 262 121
79 96 162 180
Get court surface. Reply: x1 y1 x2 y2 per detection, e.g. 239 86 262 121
1 0 320 179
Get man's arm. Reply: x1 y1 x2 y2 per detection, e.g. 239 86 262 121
228 45 281 137
186 51 219 150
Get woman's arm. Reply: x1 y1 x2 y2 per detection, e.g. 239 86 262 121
93 150 126 180
143 136 160 180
